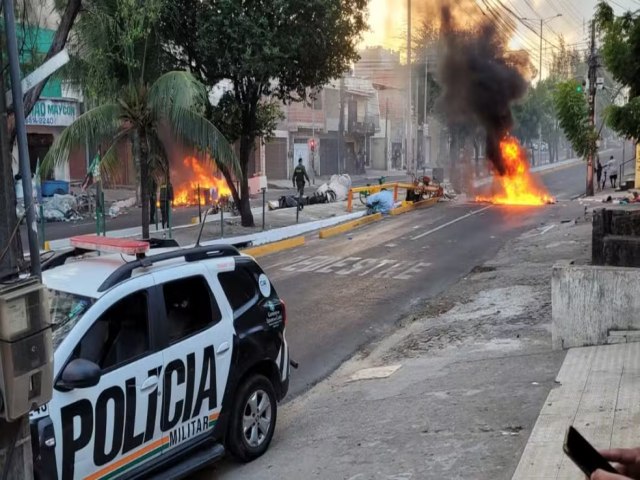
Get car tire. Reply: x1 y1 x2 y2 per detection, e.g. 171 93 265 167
226 374 277 462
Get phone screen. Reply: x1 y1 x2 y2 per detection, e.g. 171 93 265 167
563 426 618 476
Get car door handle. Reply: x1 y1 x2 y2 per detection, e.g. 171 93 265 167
217 342 230 355
140 376 159 392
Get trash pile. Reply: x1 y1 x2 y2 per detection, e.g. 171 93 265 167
36 194 82 222
268 174 352 210
108 197 137 218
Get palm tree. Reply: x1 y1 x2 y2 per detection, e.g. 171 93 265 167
43 71 239 239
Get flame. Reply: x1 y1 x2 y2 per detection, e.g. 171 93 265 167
476 137 554 206
173 156 232 207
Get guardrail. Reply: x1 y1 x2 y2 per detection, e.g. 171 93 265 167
346 182 441 213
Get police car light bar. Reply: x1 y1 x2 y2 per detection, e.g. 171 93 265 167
70 235 150 256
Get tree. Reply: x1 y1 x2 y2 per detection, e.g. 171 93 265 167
554 80 598 159
43 0 238 239
595 2 640 140
160 0 368 227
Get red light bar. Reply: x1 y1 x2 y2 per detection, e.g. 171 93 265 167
70 235 150 255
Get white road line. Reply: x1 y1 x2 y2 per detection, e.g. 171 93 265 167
540 224 556 235
411 205 494 241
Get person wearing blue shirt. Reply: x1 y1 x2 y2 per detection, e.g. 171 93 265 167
366 188 395 214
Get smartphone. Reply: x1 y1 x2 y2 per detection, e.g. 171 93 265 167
563 426 618 476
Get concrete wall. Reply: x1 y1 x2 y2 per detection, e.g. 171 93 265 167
552 264 640 349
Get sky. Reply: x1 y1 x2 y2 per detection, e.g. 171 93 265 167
362 0 640 76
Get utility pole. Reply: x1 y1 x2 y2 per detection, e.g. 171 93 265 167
423 49 429 167
1 0 37 475
406 0 413 174
4 0 40 277
384 97 389 170
338 75 345 174
586 19 597 196
521 13 562 165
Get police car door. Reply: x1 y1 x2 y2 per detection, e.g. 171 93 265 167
50 276 165 480
152 262 234 453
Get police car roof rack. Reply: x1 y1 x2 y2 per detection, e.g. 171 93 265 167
97 244 240 292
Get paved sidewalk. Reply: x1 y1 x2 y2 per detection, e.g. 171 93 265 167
513 342 640 479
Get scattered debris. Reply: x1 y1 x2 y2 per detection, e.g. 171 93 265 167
108 197 137 218
348 364 402 382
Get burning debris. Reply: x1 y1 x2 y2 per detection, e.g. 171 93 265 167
438 3 553 205
475 138 554 205
172 156 231 207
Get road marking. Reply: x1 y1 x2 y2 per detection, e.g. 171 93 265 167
279 255 431 280
411 205 493 241
540 224 556 235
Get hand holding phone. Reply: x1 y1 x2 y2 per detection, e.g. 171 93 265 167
563 426 619 477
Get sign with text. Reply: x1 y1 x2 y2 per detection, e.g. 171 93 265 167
26 99 77 127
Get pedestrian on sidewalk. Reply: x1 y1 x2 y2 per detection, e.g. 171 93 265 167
591 447 640 479
149 176 158 225
292 158 310 197
609 155 619 189
596 158 603 192
159 180 174 229
602 161 609 191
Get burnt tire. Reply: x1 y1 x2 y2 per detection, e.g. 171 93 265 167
227 374 277 462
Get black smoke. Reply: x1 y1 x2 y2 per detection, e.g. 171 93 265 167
438 6 528 175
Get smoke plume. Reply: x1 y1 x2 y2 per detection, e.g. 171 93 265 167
438 5 528 175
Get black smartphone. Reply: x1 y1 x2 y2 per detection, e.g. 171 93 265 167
563 426 619 476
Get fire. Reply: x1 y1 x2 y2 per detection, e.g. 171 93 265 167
173 156 232 207
476 137 554 206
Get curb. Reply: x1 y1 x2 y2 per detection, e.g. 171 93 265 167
390 197 439 215
242 236 305 257
318 213 383 239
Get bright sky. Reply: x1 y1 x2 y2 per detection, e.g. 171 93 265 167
363 0 639 76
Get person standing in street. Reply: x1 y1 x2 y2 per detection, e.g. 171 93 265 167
149 176 158 225
609 155 619 189
292 158 310 197
159 179 174 229
596 158 603 192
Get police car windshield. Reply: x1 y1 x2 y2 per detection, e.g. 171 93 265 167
49 290 94 349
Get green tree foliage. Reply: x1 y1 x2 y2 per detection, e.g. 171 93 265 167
160 0 368 226
45 0 238 239
554 80 598 158
595 1 640 139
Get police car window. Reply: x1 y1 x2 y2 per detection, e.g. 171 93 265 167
49 290 95 349
74 291 150 371
162 276 221 344
218 269 258 311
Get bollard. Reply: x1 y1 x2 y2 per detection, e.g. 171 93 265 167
197 184 202 223
101 191 106 235
262 187 266 231
220 207 224 237
296 192 301 224
168 201 173 239
38 204 45 249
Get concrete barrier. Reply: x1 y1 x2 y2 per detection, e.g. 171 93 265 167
390 197 439 215
552 264 640 349
242 236 305 257
318 213 382 239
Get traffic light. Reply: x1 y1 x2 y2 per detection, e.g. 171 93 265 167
309 138 316 151
576 79 587 94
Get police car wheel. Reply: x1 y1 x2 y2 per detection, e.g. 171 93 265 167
227 374 277 462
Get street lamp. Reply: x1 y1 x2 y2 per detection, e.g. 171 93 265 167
520 13 562 82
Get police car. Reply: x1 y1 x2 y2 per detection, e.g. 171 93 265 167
31 235 290 480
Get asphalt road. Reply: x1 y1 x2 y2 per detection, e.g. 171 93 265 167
261 158 602 398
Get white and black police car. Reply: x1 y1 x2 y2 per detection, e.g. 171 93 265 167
31 235 290 480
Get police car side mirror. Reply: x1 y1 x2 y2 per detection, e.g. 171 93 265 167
56 359 101 391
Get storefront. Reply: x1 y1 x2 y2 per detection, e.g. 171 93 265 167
18 98 83 182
